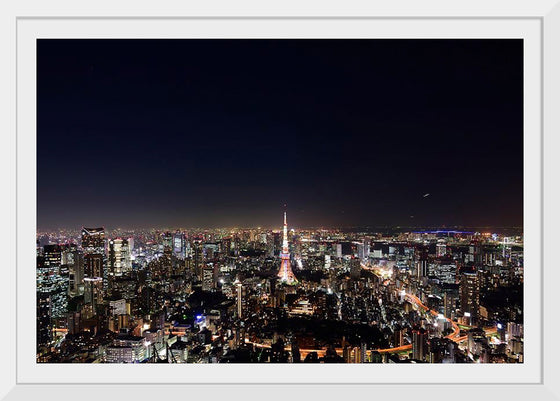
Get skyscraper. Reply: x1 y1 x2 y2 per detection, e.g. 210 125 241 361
39 245 68 318
81 227 105 254
416 248 429 279
84 253 103 279
36 292 52 352
84 254 103 314
82 227 105 283
173 232 186 259
202 263 217 292
460 271 480 323
234 278 243 319
277 212 297 284
412 327 428 361
64 245 84 297
436 240 447 258
192 237 203 282
43 244 62 268
82 227 105 315
108 238 131 276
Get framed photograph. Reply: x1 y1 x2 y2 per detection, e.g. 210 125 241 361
2 0 559 400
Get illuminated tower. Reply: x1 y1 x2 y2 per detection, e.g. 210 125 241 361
277 212 297 284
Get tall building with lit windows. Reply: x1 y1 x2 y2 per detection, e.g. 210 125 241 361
436 240 447 258
84 254 104 314
234 278 243 319
82 227 105 314
173 232 186 259
81 227 105 254
416 248 429 279
63 245 84 297
202 263 217 292
37 245 68 319
460 271 480 323
192 238 203 282
36 292 52 351
108 238 131 276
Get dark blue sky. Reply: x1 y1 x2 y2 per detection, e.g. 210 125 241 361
37 39 523 230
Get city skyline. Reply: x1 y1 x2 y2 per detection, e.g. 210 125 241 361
37 39 523 230
36 221 525 232
37 213 524 364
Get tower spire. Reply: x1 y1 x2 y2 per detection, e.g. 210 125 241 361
282 211 289 253
277 212 297 284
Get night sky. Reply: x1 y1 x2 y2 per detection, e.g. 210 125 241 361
37 39 523 230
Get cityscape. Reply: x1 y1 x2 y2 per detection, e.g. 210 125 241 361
36 215 523 363
37 39 523 364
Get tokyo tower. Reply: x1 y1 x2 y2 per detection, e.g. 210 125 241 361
277 212 297 284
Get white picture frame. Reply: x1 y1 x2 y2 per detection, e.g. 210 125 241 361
1 0 559 399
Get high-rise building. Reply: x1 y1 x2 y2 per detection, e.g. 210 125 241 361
272 232 282 256
360 343 368 363
81 227 105 255
84 253 104 279
109 299 128 315
436 240 447 258
393 326 405 347
416 249 429 279
84 253 103 314
443 290 458 320
277 212 297 284
108 238 131 276
66 248 84 297
173 232 186 259
234 278 243 319
162 232 173 250
82 227 106 307
412 327 428 361
192 238 203 282
434 262 457 284
36 292 52 351
460 271 480 323
202 263 217 292
44 244 62 269
349 257 361 279
203 243 219 260
357 240 369 260
221 237 232 257
66 311 81 335
38 245 68 318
